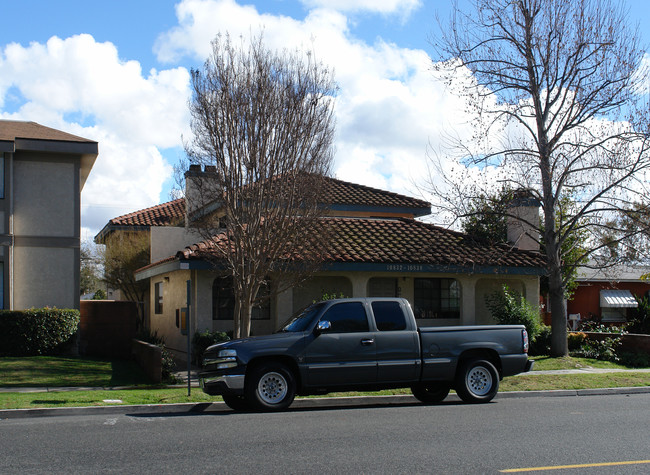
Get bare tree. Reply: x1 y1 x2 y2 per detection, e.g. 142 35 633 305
429 0 650 356
184 33 337 338
102 231 150 325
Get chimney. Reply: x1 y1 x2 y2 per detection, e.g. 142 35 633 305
184 164 219 227
507 190 540 251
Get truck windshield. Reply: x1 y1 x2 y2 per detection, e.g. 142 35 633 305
279 302 325 332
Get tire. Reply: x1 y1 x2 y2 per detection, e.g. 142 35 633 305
245 362 296 412
411 383 450 404
222 394 250 412
455 359 499 403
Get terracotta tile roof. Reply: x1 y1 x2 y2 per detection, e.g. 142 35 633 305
108 198 185 227
169 217 545 270
322 176 430 211
0 120 95 143
102 175 431 239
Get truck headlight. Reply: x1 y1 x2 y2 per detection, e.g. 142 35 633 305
203 349 238 369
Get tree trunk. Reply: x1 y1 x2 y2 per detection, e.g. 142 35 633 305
548 266 568 356
233 299 242 339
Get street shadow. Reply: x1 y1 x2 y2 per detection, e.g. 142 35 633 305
127 398 468 419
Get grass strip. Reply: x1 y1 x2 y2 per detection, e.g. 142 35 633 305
0 356 151 387
1 373 649 410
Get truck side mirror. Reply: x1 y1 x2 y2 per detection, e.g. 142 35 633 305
315 320 331 335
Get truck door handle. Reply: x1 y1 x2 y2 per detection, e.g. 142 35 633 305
361 339 375 346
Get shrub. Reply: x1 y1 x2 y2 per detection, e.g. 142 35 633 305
529 324 551 356
571 336 621 362
0 308 80 356
567 332 587 351
192 330 230 365
618 351 650 368
485 285 543 342
627 296 650 335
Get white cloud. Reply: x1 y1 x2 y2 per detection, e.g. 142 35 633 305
0 34 190 239
155 0 477 204
299 0 421 16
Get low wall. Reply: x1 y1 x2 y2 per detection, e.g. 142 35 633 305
583 332 650 356
132 339 162 384
79 300 137 359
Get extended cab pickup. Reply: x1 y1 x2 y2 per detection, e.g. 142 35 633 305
199 298 533 411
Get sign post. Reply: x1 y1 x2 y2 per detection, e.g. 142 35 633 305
186 279 192 397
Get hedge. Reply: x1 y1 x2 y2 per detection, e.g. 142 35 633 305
0 308 80 356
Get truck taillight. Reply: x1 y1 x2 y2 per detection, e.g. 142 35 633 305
522 329 529 353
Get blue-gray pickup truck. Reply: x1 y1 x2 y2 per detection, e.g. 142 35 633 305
199 297 533 411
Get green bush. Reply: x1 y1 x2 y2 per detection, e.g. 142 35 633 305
571 336 621 362
529 324 551 356
567 332 587 351
627 297 650 335
192 330 230 365
618 351 650 368
0 308 80 356
485 285 543 342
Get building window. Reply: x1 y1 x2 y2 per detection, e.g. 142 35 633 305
154 282 163 314
414 278 460 319
212 277 270 320
213 277 235 320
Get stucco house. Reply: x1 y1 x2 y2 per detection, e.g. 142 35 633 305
99 165 545 358
0 120 97 309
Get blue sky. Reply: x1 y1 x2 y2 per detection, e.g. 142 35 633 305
1 0 649 240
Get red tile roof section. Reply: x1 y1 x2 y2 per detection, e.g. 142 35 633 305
168 217 545 269
109 198 185 227
104 176 430 232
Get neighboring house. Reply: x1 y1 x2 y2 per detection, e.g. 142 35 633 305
567 265 650 325
0 120 97 310
98 165 545 358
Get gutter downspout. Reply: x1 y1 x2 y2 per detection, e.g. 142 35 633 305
8 151 14 310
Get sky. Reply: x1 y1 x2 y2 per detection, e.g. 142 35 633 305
2 0 650 242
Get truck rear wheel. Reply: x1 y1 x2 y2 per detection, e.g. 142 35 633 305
246 362 296 412
411 383 450 404
455 359 499 403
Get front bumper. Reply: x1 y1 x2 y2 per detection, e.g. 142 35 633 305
199 372 246 396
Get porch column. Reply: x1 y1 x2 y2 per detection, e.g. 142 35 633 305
459 276 477 325
349 274 369 298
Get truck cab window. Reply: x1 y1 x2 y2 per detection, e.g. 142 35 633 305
372 301 407 331
321 302 369 333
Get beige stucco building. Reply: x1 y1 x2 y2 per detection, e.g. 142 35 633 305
98 166 545 359
0 120 97 310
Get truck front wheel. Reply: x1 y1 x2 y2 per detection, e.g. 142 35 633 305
222 394 250 412
411 383 450 404
455 359 499 403
246 362 296 412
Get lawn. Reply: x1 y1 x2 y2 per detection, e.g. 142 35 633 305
0 356 154 388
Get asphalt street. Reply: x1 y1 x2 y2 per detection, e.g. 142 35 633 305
1 393 649 474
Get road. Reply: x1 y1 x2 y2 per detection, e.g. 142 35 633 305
1 394 649 474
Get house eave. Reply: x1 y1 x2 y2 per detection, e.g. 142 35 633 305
135 259 213 281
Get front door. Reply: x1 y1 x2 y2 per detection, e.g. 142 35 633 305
303 301 377 387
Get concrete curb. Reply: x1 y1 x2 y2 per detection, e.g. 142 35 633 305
1 386 649 420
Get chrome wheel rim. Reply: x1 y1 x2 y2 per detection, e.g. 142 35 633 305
258 372 288 404
466 366 492 396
